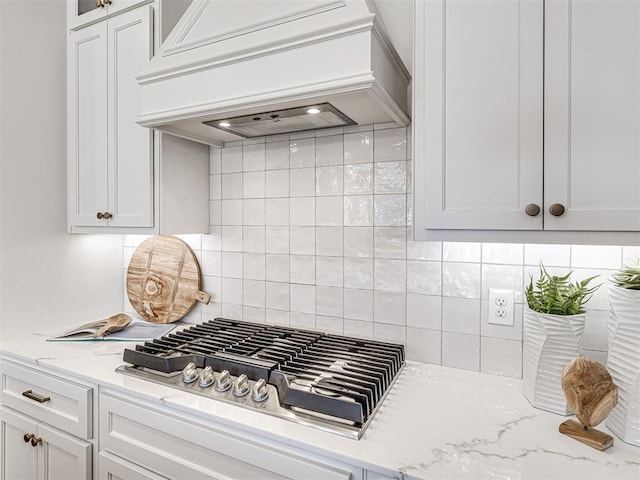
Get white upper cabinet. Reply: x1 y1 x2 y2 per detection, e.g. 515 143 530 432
544 0 640 231
67 0 151 31
414 0 640 240
66 0 209 234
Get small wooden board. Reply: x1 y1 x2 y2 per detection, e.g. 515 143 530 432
126 236 210 323
559 419 613 451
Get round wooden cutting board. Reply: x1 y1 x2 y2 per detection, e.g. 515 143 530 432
126 236 211 323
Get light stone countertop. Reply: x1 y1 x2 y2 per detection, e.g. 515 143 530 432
1 330 638 480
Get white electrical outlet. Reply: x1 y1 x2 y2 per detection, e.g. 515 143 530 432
488 288 514 326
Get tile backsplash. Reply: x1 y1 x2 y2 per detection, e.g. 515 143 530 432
123 124 640 379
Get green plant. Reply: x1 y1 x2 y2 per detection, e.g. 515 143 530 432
611 259 640 290
525 264 600 315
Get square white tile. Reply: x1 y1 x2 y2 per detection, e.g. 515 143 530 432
442 262 481 299
201 251 222 277
373 194 406 226
243 280 265 308
290 284 316 314
316 315 344 335
316 227 343 256
290 167 316 197
373 127 407 162
290 197 316 225
221 199 242 226
406 294 442 330
243 143 265 172
210 147 222 174
344 257 374 289
202 230 221 251
442 332 479 372
265 141 289 170
571 245 622 270
316 134 343 166
210 174 221 200
316 166 344 196
290 138 315 168
316 256 344 287
374 161 407 194
221 226 242 252
344 163 373 194
290 255 315 285
221 172 243 199
265 198 289 226
221 277 243 305
243 226 266 253
266 254 290 283
344 288 374 321
374 227 407 259
344 131 373 164
482 243 524 265
344 195 373 226
524 244 570 267
243 252 265 280
407 260 441 295
443 242 481 262
344 227 374 258
290 226 315 255
243 171 265 198
480 337 522 378
265 169 289 197
222 252 243 278
374 259 407 292
316 196 343 226
344 318 374 339
407 327 442 364
221 146 242 173
243 199 265 226
373 291 406 325
266 309 290 326
373 323 406 345
265 226 288 254
266 281 290 311
442 297 481 335
316 286 344 318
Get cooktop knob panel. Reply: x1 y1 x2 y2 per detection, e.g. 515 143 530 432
233 374 250 397
182 362 198 384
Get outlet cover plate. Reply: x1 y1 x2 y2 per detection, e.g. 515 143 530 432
488 288 514 326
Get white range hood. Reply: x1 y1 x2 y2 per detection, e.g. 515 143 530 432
136 0 411 146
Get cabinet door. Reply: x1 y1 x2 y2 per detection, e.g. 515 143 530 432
37 423 92 480
98 451 169 480
545 0 640 231
416 0 543 230
68 21 109 227
1 407 38 480
106 6 154 228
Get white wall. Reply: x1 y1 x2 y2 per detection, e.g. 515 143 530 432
0 0 123 339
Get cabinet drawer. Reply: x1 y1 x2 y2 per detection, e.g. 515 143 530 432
0 361 92 439
101 391 362 480
99 451 169 480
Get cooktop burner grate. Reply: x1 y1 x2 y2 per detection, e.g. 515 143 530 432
119 318 405 439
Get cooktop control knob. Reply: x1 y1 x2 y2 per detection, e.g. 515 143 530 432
215 370 232 392
182 362 198 384
198 366 214 388
233 374 250 397
251 378 269 402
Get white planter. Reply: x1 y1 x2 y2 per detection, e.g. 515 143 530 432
523 308 585 415
606 285 640 446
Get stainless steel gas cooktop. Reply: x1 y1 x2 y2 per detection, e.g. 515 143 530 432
117 318 405 439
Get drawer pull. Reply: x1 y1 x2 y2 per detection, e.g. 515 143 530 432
22 390 51 404
23 433 35 443
30 437 42 447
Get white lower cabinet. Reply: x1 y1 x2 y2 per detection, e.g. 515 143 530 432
99 391 364 480
1 407 92 480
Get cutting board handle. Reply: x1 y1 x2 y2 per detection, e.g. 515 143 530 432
195 291 211 304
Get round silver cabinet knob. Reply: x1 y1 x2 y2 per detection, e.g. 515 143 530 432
233 374 250 397
549 203 566 217
525 204 541 217
182 362 198 384
251 378 269 402
199 366 215 388
215 370 232 392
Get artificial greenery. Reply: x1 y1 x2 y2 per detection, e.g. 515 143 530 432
611 259 640 290
525 264 600 315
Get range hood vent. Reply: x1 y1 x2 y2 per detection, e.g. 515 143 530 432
137 0 411 146
203 103 356 138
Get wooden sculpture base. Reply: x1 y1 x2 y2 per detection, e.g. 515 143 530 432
559 419 614 451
